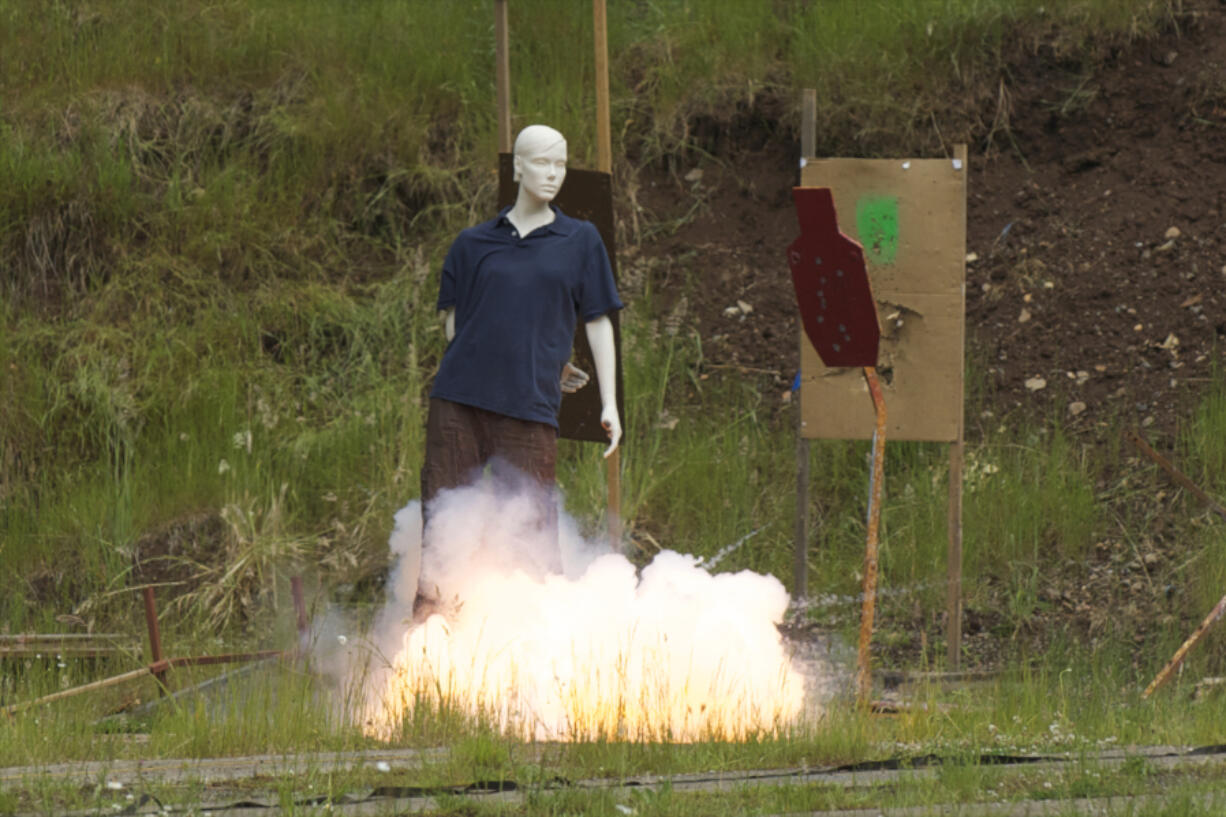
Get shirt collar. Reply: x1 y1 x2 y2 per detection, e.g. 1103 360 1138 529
495 205 576 236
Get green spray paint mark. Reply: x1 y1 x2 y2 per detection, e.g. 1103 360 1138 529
856 196 900 265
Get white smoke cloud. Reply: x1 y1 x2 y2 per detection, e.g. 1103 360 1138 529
346 477 835 741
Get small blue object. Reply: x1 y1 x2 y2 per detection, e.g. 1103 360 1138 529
792 371 801 392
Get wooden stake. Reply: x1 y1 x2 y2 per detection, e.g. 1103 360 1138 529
858 366 887 705
592 0 620 546
1144 594 1226 698
495 0 512 154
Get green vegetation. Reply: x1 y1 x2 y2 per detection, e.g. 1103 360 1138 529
3 7 1224 813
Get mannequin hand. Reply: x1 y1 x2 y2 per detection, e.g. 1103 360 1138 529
601 405 621 459
560 362 590 394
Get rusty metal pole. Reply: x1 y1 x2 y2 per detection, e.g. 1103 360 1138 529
495 0 512 154
141 586 167 692
1126 429 1226 522
291 575 309 650
857 366 887 705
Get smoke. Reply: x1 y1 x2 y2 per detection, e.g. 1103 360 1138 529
345 476 836 741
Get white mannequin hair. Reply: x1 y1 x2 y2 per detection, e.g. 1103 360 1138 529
512 124 566 182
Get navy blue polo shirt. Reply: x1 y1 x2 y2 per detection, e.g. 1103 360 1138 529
430 206 623 428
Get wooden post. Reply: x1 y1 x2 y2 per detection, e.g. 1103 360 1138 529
593 0 612 173
793 89 818 601
495 0 512 154
141 586 167 692
592 0 620 547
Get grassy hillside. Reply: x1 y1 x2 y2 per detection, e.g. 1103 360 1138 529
0 0 1196 653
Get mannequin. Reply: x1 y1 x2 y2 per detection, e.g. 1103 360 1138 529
417 125 622 616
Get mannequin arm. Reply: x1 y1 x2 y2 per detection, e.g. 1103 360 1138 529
584 315 620 458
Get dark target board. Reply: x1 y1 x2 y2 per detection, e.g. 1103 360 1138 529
498 154 623 444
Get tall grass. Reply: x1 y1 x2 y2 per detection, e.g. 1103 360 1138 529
0 0 1187 677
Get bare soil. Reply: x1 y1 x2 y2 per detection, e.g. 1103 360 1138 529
632 3 1226 440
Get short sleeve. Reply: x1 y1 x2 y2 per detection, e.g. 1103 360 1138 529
576 224 623 322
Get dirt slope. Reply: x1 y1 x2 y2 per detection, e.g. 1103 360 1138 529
632 3 1226 442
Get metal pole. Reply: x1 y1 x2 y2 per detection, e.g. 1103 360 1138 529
141 586 167 692
794 411 809 601
793 89 817 601
495 0 512 154
946 438 964 669
946 142 969 671
857 366 887 705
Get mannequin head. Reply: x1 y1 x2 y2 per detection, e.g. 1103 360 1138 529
512 125 567 205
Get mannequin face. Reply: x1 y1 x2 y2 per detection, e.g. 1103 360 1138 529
514 137 567 205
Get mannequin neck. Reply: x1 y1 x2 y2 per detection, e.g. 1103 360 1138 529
506 190 556 237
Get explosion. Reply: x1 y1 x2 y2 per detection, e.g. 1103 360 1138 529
354 481 807 741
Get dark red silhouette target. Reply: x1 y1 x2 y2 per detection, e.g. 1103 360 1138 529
787 187 880 368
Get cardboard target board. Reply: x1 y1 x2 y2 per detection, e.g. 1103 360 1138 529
798 155 967 442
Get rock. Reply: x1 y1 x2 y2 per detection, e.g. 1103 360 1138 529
1018 308 1032 323
1164 226 1181 239
736 299 753 315
1075 370 1090 385
684 167 704 183
966 252 979 263
1069 401 1087 416
1155 239 1176 253
1025 376 1047 391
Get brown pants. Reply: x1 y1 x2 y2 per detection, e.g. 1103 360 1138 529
420 398 560 579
